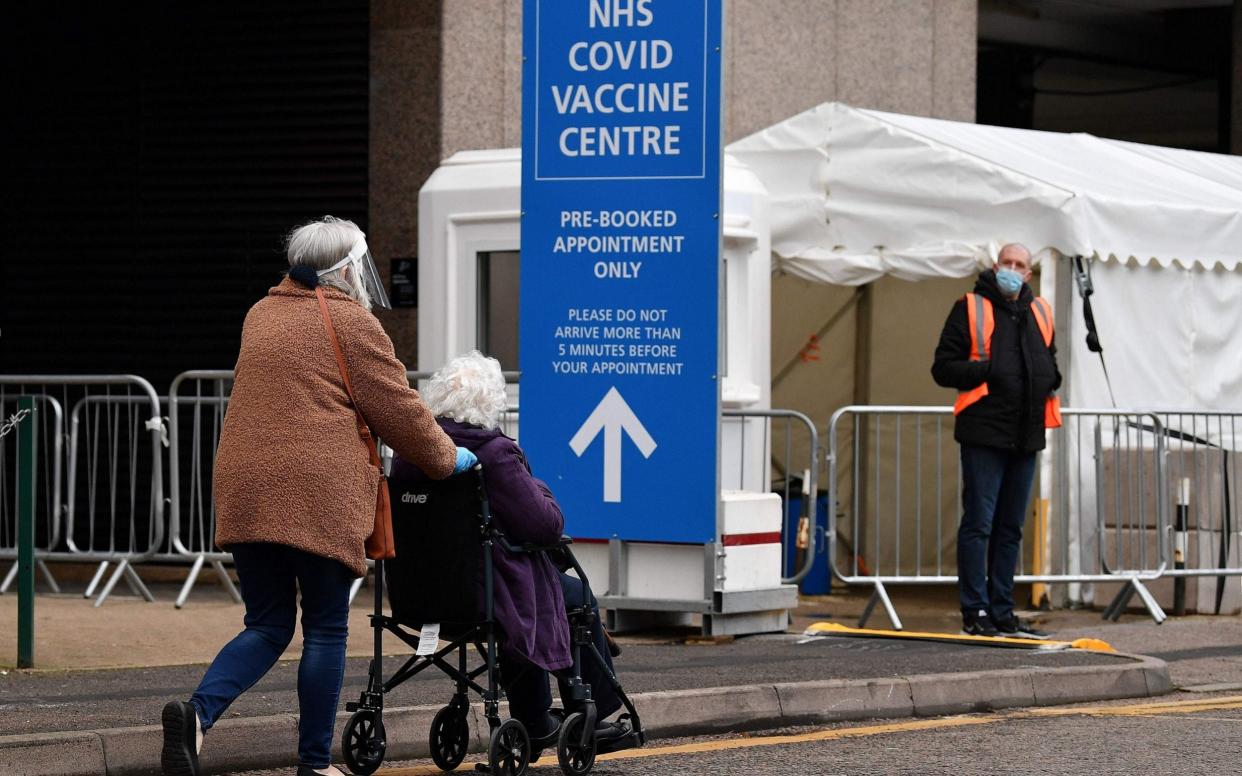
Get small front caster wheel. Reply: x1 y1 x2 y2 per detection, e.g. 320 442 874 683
487 718 530 776
342 708 386 775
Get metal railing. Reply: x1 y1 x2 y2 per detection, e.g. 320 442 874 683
826 406 1169 629
166 370 242 608
721 408 819 584
15 369 1237 626
0 376 165 606
1144 411 1242 616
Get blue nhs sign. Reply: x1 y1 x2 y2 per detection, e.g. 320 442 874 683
520 0 723 543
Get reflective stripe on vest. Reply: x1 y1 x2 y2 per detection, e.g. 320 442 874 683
1030 296 1054 347
952 293 994 415
953 293 1062 429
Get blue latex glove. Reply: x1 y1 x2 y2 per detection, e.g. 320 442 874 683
452 446 478 474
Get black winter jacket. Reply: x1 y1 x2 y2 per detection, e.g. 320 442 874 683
931 270 1062 453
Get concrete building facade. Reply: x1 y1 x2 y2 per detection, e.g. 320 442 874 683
370 0 978 374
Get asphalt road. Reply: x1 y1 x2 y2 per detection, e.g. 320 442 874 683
230 691 1242 776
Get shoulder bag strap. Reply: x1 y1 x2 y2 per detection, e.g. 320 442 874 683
315 288 383 468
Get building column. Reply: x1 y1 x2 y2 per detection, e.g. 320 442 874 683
370 1 444 364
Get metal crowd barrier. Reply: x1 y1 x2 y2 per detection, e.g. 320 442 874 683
166 370 241 608
20 371 1233 625
721 408 819 584
1145 411 1242 616
826 406 1169 629
0 376 166 606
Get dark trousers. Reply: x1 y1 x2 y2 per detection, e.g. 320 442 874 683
500 572 621 735
189 543 354 768
958 444 1038 621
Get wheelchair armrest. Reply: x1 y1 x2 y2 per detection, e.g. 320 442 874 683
521 534 575 552
491 531 574 555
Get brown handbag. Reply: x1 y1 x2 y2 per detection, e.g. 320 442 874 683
314 288 396 560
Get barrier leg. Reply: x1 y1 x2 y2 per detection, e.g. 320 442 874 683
94 560 129 607
1101 579 1137 621
1128 579 1168 625
212 560 241 603
858 581 903 631
0 562 16 594
124 563 155 603
84 561 110 599
36 560 61 594
175 554 206 609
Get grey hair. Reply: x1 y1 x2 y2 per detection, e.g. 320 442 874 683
286 215 372 309
422 351 508 430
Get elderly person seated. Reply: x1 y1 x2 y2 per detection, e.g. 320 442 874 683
389 350 627 753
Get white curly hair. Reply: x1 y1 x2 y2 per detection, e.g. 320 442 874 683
422 350 507 430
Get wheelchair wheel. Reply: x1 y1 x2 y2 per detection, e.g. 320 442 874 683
430 704 471 771
556 712 596 776
342 708 387 775
487 719 531 776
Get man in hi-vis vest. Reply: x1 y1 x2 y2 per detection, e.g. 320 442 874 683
932 243 1062 639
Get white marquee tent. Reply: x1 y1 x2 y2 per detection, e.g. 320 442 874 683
729 102 1242 412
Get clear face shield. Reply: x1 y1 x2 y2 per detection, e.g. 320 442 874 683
317 235 391 310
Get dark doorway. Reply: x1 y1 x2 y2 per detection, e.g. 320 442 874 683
3 2 370 388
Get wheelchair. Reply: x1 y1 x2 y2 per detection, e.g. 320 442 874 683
341 465 644 776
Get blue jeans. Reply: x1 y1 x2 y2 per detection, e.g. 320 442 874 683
958 444 1037 621
189 543 354 768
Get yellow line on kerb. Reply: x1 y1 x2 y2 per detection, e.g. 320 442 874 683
378 695 1242 774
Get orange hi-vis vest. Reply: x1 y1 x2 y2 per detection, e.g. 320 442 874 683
953 293 1063 429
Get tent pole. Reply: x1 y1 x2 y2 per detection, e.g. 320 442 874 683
853 283 874 560
1052 250 1076 609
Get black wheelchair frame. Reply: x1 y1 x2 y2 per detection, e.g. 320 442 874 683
341 466 644 776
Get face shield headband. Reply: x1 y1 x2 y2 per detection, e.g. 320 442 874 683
317 235 391 310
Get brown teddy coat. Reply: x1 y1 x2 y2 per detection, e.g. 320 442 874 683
213 277 457 576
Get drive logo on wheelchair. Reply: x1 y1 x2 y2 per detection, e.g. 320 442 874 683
400 492 428 505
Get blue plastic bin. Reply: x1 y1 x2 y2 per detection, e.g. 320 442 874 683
781 490 831 594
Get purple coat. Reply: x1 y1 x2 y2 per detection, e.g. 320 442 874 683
392 419 572 672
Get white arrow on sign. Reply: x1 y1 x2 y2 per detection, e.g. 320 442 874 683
569 387 657 503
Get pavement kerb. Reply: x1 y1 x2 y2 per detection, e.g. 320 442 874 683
0 731 106 776
0 653 1171 776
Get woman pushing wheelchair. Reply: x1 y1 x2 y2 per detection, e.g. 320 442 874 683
161 216 479 776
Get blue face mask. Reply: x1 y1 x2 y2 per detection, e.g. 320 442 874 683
996 268 1024 295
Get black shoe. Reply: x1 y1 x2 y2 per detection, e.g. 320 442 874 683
595 720 628 744
161 701 201 776
994 615 1050 640
960 609 999 637
295 767 318 776
595 719 638 755
528 713 562 763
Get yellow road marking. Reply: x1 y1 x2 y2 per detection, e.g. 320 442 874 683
802 621 1115 653
1024 695 1242 718
378 695 1242 774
